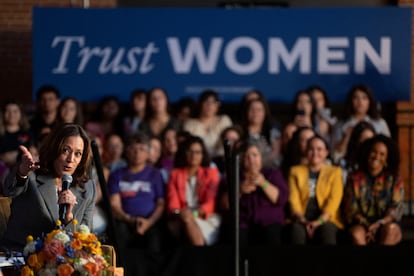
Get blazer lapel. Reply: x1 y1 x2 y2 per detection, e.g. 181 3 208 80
299 166 310 201
37 174 59 222
179 169 188 206
316 165 328 203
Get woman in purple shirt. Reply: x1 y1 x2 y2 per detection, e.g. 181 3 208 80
239 139 288 246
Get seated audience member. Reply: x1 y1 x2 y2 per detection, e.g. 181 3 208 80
167 135 221 246
238 89 266 124
238 97 282 169
280 126 316 180
212 125 243 176
108 132 165 253
56 96 84 126
307 85 337 144
280 122 298 158
29 84 61 145
173 96 196 125
123 89 147 137
285 89 316 130
0 100 33 167
239 139 288 246
183 90 232 159
139 87 181 138
85 95 124 138
339 121 376 183
332 84 391 164
158 127 179 184
103 133 127 173
287 135 343 245
342 134 404 246
148 135 162 166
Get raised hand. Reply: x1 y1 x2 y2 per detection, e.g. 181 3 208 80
18 145 40 177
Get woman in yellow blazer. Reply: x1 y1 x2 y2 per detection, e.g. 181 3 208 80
287 134 344 245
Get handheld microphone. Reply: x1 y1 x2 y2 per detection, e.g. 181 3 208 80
59 174 73 221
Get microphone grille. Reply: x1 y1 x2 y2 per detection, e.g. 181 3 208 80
62 174 73 183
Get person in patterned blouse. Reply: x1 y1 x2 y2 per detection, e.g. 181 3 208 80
342 134 404 245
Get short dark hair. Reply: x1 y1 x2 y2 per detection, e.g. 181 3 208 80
130 88 147 102
199 89 219 104
125 132 150 149
36 84 60 101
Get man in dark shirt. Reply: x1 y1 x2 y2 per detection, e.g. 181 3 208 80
29 84 61 145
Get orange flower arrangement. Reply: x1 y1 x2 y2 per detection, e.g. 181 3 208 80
20 219 113 276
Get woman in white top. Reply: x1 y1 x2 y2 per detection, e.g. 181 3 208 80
183 90 232 159
332 84 390 164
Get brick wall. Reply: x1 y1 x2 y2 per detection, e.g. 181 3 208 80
0 0 116 105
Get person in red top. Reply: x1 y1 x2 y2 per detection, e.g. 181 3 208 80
167 135 221 246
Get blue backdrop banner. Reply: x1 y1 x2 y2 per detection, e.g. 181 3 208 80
33 7 412 103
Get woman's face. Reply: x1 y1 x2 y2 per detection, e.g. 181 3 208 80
53 135 84 178
150 89 168 114
4 103 21 126
296 93 313 116
200 96 219 117
60 99 77 123
93 136 104 157
163 129 178 155
299 129 315 155
352 90 370 116
367 141 388 174
311 90 325 110
132 94 146 113
186 142 203 168
177 106 191 122
102 99 119 119
307 138 328 166
243 145 262 174
149 138 162 164
105 135 124 159
247 101 265 125
282 123 297 146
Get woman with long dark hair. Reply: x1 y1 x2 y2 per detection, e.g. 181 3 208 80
342 134 404 245
166 135 221 246
2 123 95 250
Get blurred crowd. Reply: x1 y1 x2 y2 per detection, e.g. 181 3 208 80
0 83 405 274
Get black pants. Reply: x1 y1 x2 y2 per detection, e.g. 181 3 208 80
116 219 167 253
239 222 283 247
116 219 168 276
288 221 338 245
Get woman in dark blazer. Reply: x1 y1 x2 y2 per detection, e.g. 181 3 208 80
1 123 96 250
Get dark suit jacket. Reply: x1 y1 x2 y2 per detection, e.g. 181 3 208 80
1 165 96 250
